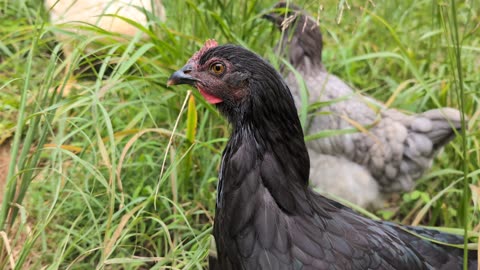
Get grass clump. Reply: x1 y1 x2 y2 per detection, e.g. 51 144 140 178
0 0 478 269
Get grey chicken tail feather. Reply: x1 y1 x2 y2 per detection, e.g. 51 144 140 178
416 107 465 149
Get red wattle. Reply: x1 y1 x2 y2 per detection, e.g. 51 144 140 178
197 86 223 104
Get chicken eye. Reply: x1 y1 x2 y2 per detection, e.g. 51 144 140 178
210 63 225 75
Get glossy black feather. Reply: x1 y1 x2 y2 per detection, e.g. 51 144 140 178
174 44 477 270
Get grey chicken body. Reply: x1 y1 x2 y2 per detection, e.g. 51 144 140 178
268 3 463 207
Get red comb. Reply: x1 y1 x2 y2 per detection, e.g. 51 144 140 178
191 39 218 62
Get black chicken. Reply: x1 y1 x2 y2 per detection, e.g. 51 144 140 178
167 40 476 269
264 3 464 208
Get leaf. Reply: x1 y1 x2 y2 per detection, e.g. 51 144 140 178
304 128 358 141
103 203 145 262
412 178 462 226
384 79 416 109
280 58 309 130
43 144 83 154
186 94 197 144
469 184 480 212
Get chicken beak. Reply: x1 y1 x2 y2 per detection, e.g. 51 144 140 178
262 13 276 22
262 4 290 26
167 64 198 87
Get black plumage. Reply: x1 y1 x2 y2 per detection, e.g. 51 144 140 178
167 40 476 270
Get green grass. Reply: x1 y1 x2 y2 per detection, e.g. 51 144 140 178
0 0 478 269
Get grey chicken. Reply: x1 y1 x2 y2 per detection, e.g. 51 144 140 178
167 40 476 270
265 2 463 208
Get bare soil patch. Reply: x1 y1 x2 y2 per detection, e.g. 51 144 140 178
0 140 11 204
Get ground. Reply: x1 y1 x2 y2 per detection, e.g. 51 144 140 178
0 140 11 204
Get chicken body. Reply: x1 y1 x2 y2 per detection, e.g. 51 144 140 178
45 0 165 34
267 3 463 207
167 41 476 270
45 0 165 93
46 0 164 70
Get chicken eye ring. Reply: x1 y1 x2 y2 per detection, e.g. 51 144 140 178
209 62 225 75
